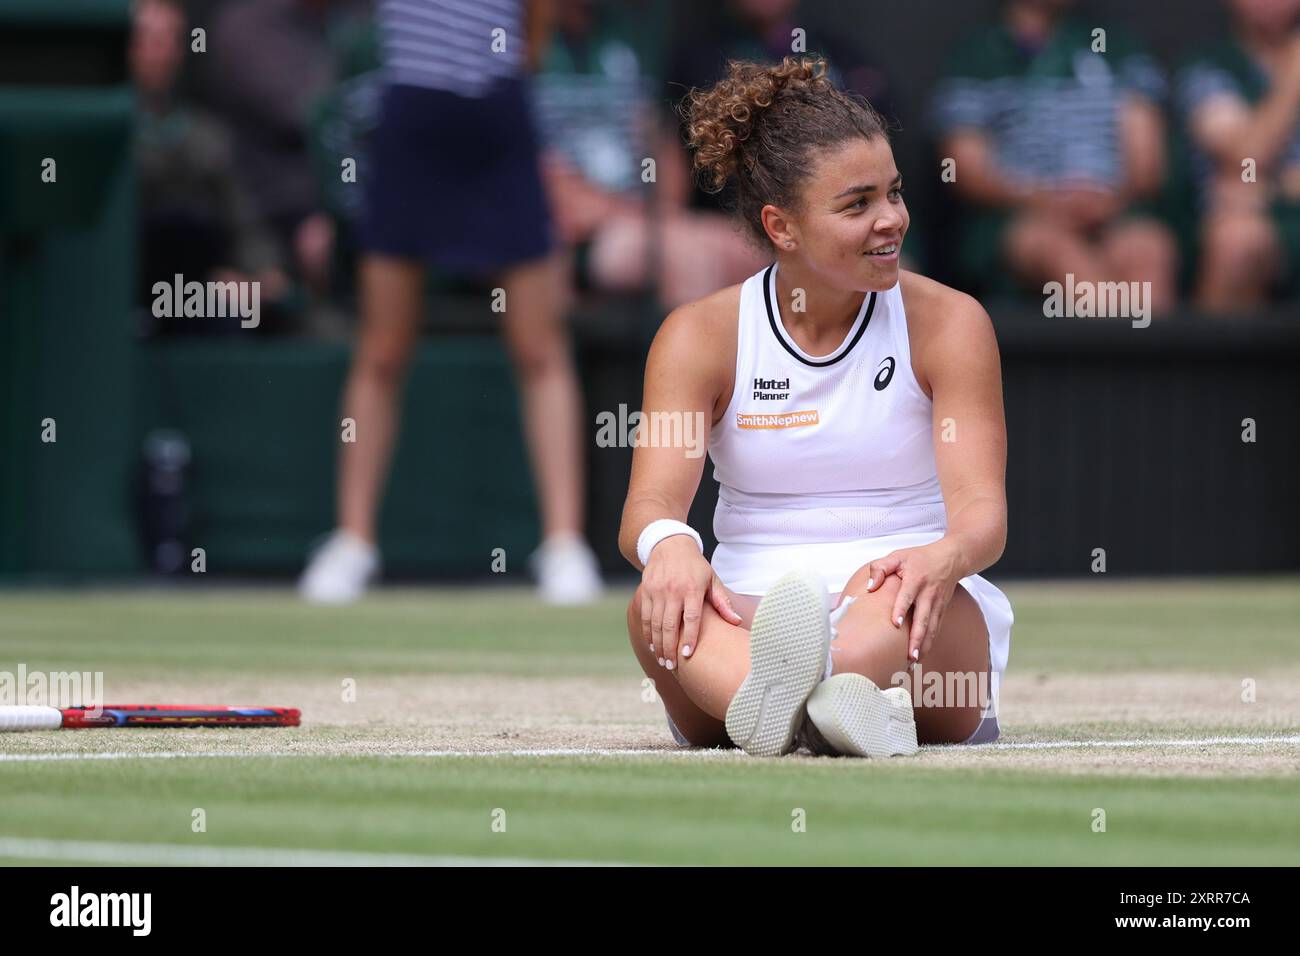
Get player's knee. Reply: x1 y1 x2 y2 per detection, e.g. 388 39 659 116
828 604 911 689
841 565 902 602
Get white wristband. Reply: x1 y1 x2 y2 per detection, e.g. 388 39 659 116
636 519 703 566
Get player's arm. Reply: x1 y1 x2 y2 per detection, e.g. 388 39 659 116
863 283 1007 659
925 292 1008 583
618 304 720 568
619 301 742 667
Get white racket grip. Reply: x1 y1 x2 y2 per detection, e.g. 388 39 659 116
0 706 64 731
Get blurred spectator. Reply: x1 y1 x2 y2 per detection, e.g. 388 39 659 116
644 0 899 301
665 0 894 121
205 0 359 295
932 0 1177 312
532 0 665 300
1180 0 1300 313
132 0 288 330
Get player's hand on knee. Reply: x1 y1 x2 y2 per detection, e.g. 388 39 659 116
863 544 961 664
676 573 743 665
707 573 742 630
640 536 734 670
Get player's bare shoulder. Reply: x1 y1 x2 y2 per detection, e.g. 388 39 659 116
898 270 999 396
653 282 741 355
898 269 989 332
647 282 741 411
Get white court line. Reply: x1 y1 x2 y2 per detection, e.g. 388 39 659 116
986 735 1300 750
0 747 722 763
1 735 1299 763
0 837 618 867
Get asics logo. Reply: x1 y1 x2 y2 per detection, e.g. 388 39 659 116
874 356 896 391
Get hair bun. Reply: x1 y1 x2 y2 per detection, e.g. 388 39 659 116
684 56 832 194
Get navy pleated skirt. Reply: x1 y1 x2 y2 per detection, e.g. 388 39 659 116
359 79 552 274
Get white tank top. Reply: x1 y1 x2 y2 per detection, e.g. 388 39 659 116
708 263 947 547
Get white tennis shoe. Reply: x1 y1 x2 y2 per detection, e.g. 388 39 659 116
801 673 919 757
725 569 832 757
531 533 603 605
298 530 379 605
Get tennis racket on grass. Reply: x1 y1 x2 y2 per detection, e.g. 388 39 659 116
0 705 301 731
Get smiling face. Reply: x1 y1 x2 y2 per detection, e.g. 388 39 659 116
762 136 908 293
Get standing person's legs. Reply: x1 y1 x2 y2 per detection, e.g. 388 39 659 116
299 252 423 602
499 252 585 541
337 254 427 543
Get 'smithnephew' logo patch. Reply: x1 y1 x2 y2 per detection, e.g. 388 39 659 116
736 410 820 430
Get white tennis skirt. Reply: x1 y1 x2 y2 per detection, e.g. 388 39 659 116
708 530 1012 745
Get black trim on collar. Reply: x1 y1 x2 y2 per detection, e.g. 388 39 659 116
762 264 876 368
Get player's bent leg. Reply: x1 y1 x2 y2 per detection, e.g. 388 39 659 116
831 567 990 744
626 586 740 747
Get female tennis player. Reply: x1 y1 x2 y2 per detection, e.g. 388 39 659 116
618 57 1013 757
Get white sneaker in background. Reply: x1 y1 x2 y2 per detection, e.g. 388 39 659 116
531 533 604 605
298 530 380 605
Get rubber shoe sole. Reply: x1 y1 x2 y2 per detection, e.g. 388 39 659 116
725 569 831 757
804 673 919 757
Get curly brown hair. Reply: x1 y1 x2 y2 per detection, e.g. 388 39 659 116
683 56 888 247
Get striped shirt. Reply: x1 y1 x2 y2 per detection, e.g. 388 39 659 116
932 19 1165 188
378 0 525 97
1178 47 1300 208
532 31 647 194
